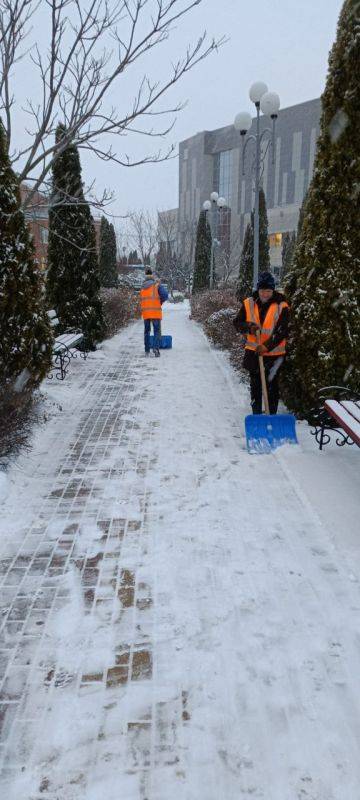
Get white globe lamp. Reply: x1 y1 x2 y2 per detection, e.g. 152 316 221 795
210 191 219 202
234 111 252 134
203 200 211 211
249 81 268 105
260 91 281 118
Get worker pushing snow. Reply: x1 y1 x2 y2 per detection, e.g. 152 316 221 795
233 271 290 414
140 268 168 357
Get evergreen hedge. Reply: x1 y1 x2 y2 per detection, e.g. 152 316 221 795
282 0 360 417
0 119 52 404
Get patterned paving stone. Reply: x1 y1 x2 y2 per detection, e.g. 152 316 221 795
0 334 181 798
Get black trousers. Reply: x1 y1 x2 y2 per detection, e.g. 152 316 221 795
249 357 283 415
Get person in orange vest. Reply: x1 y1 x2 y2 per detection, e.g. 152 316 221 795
233 271 290 414
140 268 168 357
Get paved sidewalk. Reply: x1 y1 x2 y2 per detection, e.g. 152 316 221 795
1 304 360 800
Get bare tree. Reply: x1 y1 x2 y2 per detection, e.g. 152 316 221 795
177 215 197 291
0 1 224 210
157 208 177 288
127 209 158 265
157 208 195 292
216 226 242 287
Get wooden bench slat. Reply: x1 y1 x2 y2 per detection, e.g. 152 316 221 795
48 309 87 379
342 400 360 425
324 400 360 447
56 333 83 344
53 333 83 354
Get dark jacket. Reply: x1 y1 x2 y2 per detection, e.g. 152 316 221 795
233 290 290 372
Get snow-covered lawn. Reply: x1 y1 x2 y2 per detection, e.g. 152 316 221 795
0 302 359 800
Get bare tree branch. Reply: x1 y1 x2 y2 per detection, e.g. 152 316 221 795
127 209 158 265
0 0 225 209
0 0 37 142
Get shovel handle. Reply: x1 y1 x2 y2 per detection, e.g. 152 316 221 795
256 330 270 415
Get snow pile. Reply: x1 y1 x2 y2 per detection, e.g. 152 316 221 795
0 470 8 503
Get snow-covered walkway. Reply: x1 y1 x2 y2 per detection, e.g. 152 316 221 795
1 303 360 800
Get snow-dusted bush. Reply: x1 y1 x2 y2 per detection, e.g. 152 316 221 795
190 289 245 369
190 289 237 324
204 307 238 350
101 287 141 339
0 391 43 465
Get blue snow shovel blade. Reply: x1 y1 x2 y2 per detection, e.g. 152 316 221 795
245 413 298 454
149 335 172 349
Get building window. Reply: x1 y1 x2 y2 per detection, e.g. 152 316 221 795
213 150 232 206
269 232 282 248
40 226 49 244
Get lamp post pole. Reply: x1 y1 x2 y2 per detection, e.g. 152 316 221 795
234 83 280 289
211 198 217 288
254 103 261 288
203 193 227 289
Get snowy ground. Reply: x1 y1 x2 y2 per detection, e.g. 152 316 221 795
0 302 359 800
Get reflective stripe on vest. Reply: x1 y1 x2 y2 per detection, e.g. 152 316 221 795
140 283 162 320
243 296 288 357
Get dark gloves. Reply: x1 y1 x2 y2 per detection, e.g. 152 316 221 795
249 323 260 334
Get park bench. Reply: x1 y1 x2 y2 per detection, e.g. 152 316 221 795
48 310 87 381
311 386 360 450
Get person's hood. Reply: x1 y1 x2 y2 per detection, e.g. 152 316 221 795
142 277 157 288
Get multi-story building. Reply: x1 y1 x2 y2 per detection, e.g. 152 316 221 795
178 97 321 279
20 183 102 270
20 184 49 271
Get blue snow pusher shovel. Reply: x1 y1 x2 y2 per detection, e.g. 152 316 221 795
149 335 172 349
245 333 297 454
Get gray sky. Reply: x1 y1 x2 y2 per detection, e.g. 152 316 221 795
9 0 344 226
90 0 344 223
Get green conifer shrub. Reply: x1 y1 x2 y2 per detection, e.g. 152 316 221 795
282 0 360 417
281 232 296 283
192 210 212 292
237 222 253 300
46 124 105 349
236 188 270 299
0 119 52 405
99 217 118 287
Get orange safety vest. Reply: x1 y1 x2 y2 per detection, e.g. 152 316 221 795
243 296 288 357
140 282 162 320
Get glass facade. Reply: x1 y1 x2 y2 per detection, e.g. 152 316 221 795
213 150 232 206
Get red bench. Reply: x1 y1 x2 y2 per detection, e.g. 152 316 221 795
311 386 360 450
324 400 360 448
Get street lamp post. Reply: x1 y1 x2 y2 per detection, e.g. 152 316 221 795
203 192 227 288
234 82 280 289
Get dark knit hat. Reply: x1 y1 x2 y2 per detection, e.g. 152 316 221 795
145 267 153 276
257 271 275 290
